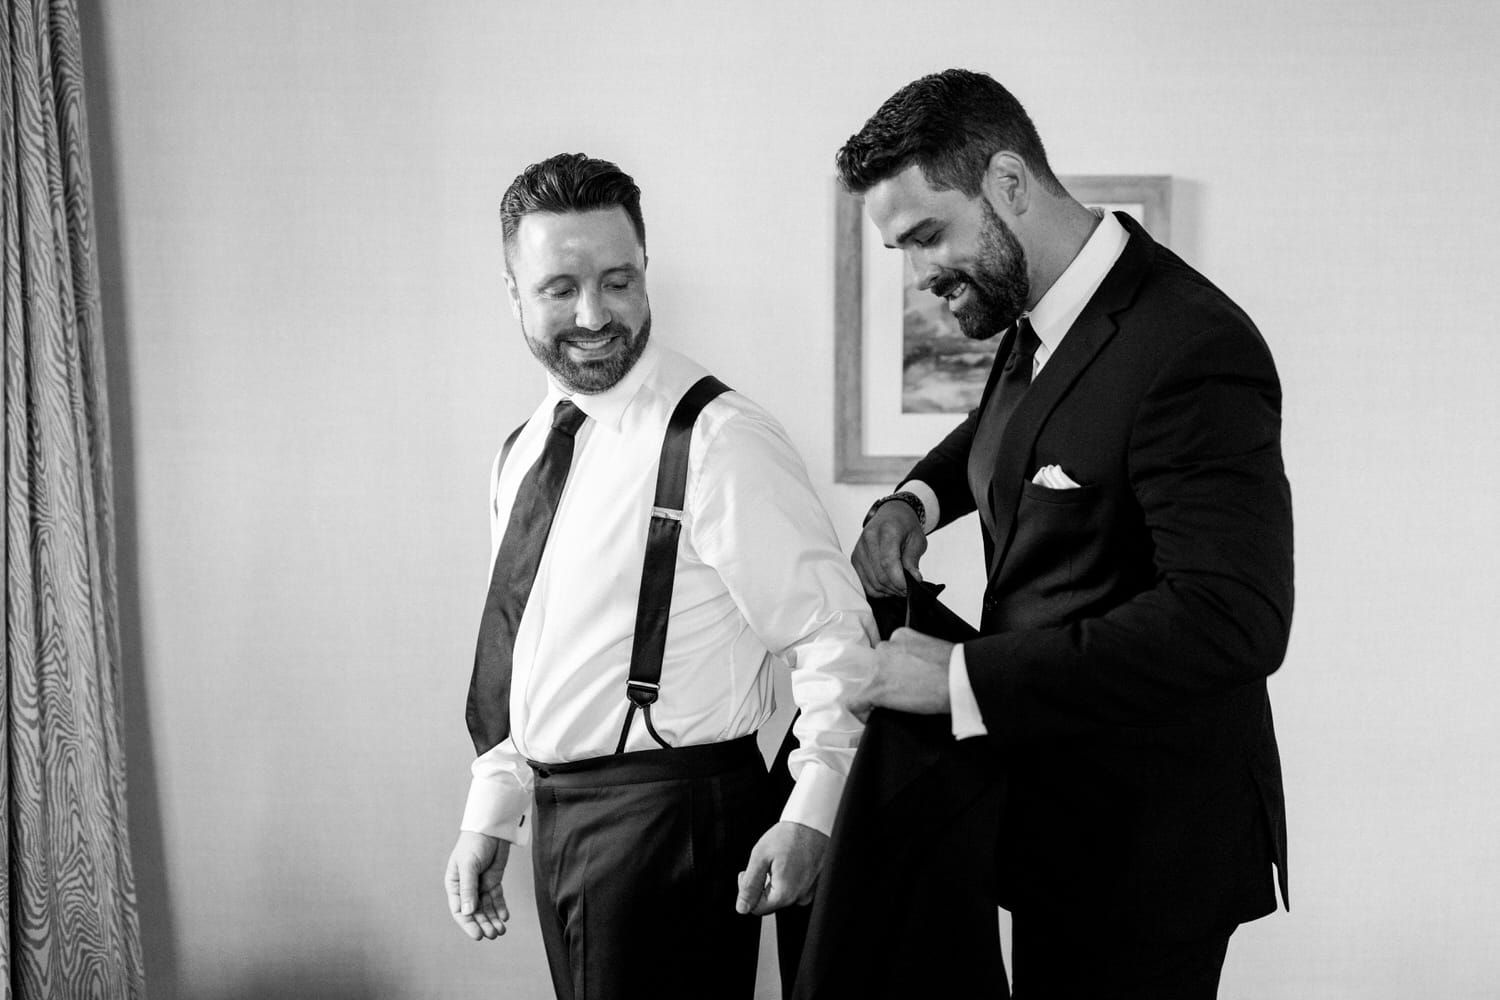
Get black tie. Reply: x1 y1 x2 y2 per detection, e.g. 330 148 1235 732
465 399 588 754
969 316 1041 532
992 314 1040 425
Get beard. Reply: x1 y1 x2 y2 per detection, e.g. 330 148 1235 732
930 200 1030 341
521 311 652 394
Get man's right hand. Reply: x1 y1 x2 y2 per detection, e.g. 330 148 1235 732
851 500 926 596
445 831 511 941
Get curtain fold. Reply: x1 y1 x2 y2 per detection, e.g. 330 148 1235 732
2 0 144 996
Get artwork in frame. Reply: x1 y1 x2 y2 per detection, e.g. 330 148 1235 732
833 175 1171 483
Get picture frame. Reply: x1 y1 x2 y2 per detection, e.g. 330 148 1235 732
832 174 1172 484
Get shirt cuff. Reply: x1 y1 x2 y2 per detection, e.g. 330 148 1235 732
460 776 533 846
897 479 940 533
778 759 846 837
949 643 988 739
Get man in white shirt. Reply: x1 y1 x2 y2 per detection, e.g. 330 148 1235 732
443 153 875 1000
797 70 1292 999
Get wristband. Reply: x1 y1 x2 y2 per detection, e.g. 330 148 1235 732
863 490 926 529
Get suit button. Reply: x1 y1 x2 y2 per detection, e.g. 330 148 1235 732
982 596 997 613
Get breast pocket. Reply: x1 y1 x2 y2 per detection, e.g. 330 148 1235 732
1007 483 1110 621
1019 480 1103 518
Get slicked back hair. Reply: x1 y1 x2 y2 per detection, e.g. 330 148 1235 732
836 69 1066 199
500 153 646 269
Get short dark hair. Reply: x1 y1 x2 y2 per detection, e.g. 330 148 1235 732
836 69 1065 198
500 153 646 267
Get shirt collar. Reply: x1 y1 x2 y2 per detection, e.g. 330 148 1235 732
1025 209 1129 358
545 335 661 432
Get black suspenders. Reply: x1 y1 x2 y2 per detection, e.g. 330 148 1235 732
616 375 731 752
496 376 751 755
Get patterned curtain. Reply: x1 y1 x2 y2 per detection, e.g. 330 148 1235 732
1 0 144 996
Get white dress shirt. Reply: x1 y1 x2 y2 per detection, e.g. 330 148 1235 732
462 339 876 843
901 210 1129 738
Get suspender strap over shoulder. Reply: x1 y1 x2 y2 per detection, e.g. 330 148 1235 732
617 375 731 753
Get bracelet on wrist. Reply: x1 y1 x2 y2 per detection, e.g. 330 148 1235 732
864 490 926 528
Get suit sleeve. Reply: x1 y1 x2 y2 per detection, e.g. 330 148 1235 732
904 407 981 530
966 321 1294 739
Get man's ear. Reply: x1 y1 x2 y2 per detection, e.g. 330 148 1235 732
981 151 1030 218
503 270 522 320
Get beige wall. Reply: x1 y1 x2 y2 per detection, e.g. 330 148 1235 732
84 1 1500 997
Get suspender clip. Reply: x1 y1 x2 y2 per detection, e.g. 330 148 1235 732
626 679 661 706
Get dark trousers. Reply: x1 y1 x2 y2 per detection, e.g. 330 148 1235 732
1011 917 1234 1000
530 736 769 1000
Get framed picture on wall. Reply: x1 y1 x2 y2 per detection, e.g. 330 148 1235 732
833 175 1172 483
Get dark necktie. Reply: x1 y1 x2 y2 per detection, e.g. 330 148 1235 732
969 315 1041 532
465 399 588 754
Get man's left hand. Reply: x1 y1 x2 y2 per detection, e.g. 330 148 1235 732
734 820 828 915
845 627 954 720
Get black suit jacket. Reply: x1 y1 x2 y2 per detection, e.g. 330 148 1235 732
792 580 1007 1000
905 212 1293 938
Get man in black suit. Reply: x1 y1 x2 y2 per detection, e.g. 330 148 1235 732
819 69 1293 998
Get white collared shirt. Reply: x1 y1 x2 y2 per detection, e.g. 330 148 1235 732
902 210 1129 739
1023 208 1129 378
462 339 876 842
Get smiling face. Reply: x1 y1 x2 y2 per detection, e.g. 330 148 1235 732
505 207 651 394
864 164 1030 341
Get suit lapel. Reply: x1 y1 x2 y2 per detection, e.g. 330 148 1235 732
985 214 1156 581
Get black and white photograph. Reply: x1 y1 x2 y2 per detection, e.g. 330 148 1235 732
3 2 1496 998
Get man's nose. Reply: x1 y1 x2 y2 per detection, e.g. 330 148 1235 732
575 288 610 331
912 254 941 293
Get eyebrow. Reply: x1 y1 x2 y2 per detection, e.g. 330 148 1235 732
887 218 937 249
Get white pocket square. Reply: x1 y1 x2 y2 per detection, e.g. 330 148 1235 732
1031 464 1081 489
